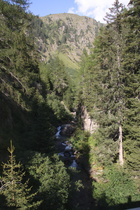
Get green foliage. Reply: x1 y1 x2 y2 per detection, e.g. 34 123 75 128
27 152 70 210
47 93 68 119
122 0 140 172
75 0 140 205
29 99 56 152
0 141 40 209
58 52 79 72
74 180 84 192
88 135 97 165
93 166 139 207
40 58 75 119
30 16 47 42
70 129 90 156
47 57 69 95
1 0 140 208
0 0 40 110
77 0 140 169
0 0 59 153
95 137 118 166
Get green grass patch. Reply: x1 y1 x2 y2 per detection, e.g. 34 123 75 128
58 52 79 70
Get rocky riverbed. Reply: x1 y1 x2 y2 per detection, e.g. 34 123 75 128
55 124 95 210
55 124 78 168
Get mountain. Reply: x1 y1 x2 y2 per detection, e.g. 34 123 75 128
33 13 103 70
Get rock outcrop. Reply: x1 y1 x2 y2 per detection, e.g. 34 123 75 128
81 106 98 134
60 124 76 136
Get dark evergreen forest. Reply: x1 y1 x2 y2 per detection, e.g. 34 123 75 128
0 0 139 209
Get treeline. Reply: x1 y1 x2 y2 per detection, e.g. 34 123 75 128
75 0 140 208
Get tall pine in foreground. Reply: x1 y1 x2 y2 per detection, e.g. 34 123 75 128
82 0 126 166
79 0 139 169
0 141 41 208
103 0 125 166
81 0 140 205
122 0 140 176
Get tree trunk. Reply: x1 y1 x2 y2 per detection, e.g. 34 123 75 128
118 123 124 166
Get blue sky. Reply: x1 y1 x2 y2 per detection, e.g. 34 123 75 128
29 0 76 17
29 0 130 23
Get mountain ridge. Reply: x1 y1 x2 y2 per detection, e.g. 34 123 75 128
34 13 104 68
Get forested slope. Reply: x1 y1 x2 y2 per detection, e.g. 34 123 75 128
31 13 103 79
0 1 73 208
0 0 140 209
0 0 56 152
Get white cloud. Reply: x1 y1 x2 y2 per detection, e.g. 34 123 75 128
68 0 130 22
68 7 75 14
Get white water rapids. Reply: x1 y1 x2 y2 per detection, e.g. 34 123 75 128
56 125 78 168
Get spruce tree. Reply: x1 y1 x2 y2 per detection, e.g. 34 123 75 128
0 141 41 208
28 152 70 209
122 0 140 173
78 0 140 201
103 0 126 166
0 0 39 107
83 0 126 166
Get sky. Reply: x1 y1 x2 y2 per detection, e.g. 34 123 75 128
29 0 130 23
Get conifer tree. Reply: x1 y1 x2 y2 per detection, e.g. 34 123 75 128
0 0 39 108
6 0 30 10
28 152 70 209
0 141 41 208
122 0 140 172
77 0 139 170
104 0 125 166
85 0 126 166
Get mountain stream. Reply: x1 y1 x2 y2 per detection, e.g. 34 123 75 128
55 124 78 168
55 124 95 209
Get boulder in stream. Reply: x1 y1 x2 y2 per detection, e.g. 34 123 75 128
60 124 75 136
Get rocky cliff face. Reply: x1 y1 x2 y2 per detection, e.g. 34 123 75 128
81 106 98 134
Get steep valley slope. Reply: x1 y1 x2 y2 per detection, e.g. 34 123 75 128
33 13 103 76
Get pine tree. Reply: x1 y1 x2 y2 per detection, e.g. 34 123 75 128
78 0 140 202
0 0 40 108
122 0 140 173
5 0 30 10
28 152 70 209
103 0 126 166
43 57 74 119
83 0 126 166
0 141 41 208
